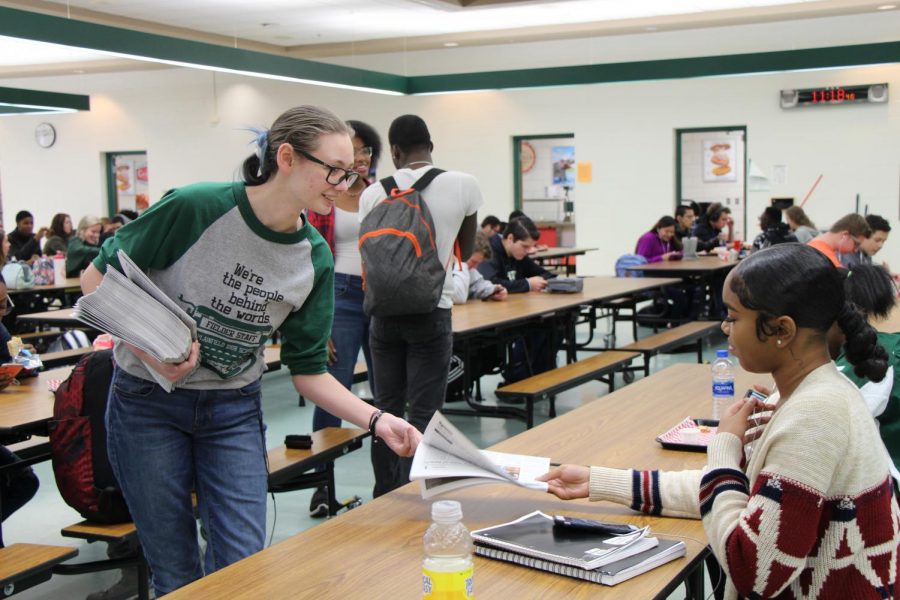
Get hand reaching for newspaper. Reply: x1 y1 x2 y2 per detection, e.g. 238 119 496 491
126 340 200 383
375 413 422 457
536 464 590 500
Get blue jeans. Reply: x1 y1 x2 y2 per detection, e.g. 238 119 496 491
312 273 374 431
106 368 267 596
369 308 453 497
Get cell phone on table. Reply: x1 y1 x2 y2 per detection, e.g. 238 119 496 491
0 364 23 379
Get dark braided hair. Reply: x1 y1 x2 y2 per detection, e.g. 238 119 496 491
729 244 887 382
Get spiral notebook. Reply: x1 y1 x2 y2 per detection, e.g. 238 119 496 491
475 537 686 586
471 511 656 571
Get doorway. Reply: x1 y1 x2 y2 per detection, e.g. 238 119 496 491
675 127 747 241
105 151 149 217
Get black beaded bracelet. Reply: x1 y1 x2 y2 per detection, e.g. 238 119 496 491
368 409 385 438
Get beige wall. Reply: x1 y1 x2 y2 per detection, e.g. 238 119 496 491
1 61 899 273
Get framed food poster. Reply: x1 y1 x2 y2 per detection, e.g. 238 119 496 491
703 140 737 182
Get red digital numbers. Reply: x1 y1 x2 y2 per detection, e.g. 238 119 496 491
810 87 857 103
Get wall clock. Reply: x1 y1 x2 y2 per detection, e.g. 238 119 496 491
35 123 56 148
520 141 536 173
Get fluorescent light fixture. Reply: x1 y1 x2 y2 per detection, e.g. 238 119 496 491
877 4 896 9
0 86 90 116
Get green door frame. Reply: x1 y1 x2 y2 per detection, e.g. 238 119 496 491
512 133 574 211
105 151 146 217
674 126 747 229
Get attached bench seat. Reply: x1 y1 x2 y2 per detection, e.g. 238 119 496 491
620 320 722 376
0 543 78 599
56 427 371 596
494 350 640 428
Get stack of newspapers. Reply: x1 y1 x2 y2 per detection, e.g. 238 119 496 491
73 250 196 391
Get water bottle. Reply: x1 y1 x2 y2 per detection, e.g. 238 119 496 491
711 349 735 420
53 251 66 283
422 500 473 599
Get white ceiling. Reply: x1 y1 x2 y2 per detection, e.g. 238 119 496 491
0 0 897 76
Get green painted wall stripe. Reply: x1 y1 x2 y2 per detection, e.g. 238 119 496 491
0 85 90 111
1 6 899 95
408 41 900 94
0 7 407 94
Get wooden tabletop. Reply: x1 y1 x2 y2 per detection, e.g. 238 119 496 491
0 543 78 585
533 247 597 261
0 346 284 433
0 367 73 432
16 307 80 326
8 277 82 295
451 276 679 335
626 256 738 274
168 363 769 600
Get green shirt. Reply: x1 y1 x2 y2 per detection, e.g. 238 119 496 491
93 181 334 389
836 331 900 476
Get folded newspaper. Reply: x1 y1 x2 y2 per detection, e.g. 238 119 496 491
410 411 550 498
73 250 197 392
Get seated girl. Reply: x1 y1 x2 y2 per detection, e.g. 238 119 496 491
635 216 682 263
539 244 900 599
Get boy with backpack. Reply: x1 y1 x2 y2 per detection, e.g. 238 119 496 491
358 115 482 496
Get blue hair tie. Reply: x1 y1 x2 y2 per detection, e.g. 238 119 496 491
247 127 269 172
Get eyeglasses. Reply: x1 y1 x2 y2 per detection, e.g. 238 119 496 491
294 149 359 187
354 146 373 158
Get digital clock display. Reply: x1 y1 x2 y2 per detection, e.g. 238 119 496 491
780 83 888 108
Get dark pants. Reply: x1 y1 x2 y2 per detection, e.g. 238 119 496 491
369 308 453 497
0 446 40 547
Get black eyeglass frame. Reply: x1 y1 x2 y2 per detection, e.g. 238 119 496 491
294 148 359 187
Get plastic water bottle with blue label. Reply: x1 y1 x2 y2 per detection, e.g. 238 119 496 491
711 349 735 421
422 500 473 599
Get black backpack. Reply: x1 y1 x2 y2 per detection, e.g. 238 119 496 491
359 169 446 317
48 350 131 523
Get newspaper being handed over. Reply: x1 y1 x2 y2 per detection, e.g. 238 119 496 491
73 250 197 392
410 411 550 498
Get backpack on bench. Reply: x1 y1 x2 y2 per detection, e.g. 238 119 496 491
48 349 131 523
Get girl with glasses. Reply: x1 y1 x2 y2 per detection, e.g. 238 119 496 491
80 105 420 596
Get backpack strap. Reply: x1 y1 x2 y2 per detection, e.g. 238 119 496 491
379 168 446 197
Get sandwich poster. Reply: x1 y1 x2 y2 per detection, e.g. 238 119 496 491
703 140 737 182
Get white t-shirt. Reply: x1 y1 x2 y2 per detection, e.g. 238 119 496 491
359 166 483 309
333 206 362 277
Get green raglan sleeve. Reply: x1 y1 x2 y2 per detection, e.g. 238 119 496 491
93 185 233 274
278 236 334 376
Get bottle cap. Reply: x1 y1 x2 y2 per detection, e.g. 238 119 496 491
431 500 463 524
716 349 728 358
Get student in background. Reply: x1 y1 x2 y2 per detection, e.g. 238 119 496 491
452 231 507 304
0 275 40 549
829 263 900 487
635 216 682 263
807 213 871 268
673 205 695 244
65 216 103 277
305 119 382 518
480 215 502 237
784 205 818 244
81 105 421 596
42 213 73 256
7 211 47 263
359 114 480 497
750 206 796 252
690 204 731 252
539 244 899 600
478 216 555 293
839 214 891 269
